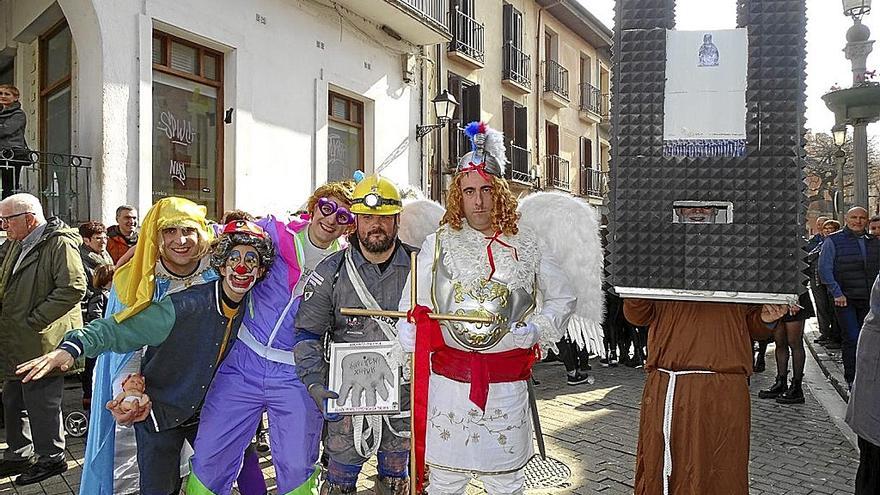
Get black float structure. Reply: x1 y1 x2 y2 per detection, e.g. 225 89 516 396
608 0 808 303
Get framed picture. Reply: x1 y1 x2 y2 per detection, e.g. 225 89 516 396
327 341 401 415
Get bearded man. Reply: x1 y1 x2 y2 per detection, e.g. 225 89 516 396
294 175 414 494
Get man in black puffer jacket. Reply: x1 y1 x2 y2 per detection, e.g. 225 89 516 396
818 206 880 388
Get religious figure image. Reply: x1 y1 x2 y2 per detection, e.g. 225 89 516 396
698 33 720 66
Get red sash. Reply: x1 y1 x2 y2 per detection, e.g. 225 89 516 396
409 305 536 492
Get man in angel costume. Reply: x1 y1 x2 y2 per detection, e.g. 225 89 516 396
397 122 602 494
81 197 219 494
188 181 355 495
294 175 414 494
16 220 275 495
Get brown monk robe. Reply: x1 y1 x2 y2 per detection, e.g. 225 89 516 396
624 299 776 495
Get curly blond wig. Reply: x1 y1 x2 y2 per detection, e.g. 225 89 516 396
306 181 355 215
441 173 519 236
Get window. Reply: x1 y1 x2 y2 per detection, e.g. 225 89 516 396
580 136 593 170
580 54 592 86
502 98 529 182
152 31 223 219
40 22 72 156
579 136 594 195
38 21 74 219
0 57 14 86
503 3 523 49
447 72 480 166
328 91 364 182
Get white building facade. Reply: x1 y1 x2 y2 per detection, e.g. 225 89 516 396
0 0 449 222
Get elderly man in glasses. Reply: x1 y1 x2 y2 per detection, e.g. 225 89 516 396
187 182 355 495
0 193 86 485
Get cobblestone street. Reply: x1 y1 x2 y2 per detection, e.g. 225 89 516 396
0 318 860 494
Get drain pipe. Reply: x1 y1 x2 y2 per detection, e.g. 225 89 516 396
432 42 443 201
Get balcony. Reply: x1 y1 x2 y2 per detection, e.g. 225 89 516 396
578 83 601 123
333 0 451 45
0 147 93 226
507 144 531 184
543 60 570 108
502 42 531 93
580 168 608 198
448 7 484 68
546 154 570 190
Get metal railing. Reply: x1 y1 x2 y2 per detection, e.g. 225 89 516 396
544 60 569 99
581 168 608 197
0 148 92 226
449 7 484 63
579 83 601 114
546 154 570 190
503 42 531 89
507 144 531 183
398 0 450 30
600 92 611 119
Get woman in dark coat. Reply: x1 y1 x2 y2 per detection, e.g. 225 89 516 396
0 84 29 198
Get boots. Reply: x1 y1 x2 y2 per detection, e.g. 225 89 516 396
758 374 787 399
376 476 410 495
320 481 356 494
776 377 805 404
753 352 766 373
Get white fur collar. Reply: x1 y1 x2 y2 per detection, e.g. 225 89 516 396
437 223 539 291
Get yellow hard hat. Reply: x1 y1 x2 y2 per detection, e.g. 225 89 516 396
350 174 402 216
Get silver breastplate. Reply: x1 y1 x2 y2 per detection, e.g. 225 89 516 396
430 234 536 351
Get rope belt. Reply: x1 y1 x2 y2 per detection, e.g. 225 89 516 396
657 368 717 495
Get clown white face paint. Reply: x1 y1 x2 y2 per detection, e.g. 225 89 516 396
220 245 264 296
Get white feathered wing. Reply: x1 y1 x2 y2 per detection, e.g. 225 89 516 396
518 191 606 357
398 198 446 249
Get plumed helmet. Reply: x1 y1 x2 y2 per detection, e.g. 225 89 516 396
456 121 508 178
350 174 402 216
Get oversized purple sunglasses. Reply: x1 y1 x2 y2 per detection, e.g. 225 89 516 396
317 197 355 225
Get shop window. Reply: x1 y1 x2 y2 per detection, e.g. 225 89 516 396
152 31 223 218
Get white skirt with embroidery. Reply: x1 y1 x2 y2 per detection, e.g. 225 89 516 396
425 374 533 474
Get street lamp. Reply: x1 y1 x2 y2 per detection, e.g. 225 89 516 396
416 89 458 140
833 123 848 147
843 0 872 18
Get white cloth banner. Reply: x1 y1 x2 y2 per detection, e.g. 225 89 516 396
663 29 748 142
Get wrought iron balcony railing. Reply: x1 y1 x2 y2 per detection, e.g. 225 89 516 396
507 144 531 183
579 83 601 114
503 42 531 89
544 60 569 99
581 168 608 197
0 147 93 226
448 7 484 63
546 154 570 190
397 0 450 31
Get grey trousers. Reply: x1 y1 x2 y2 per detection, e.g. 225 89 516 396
2 377 65 461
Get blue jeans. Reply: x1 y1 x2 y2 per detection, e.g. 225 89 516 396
834 298 870 384
134 419 199 495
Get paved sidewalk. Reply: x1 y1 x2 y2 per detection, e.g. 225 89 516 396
0 340 859 494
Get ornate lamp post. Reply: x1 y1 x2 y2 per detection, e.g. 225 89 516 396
823 0 880 209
